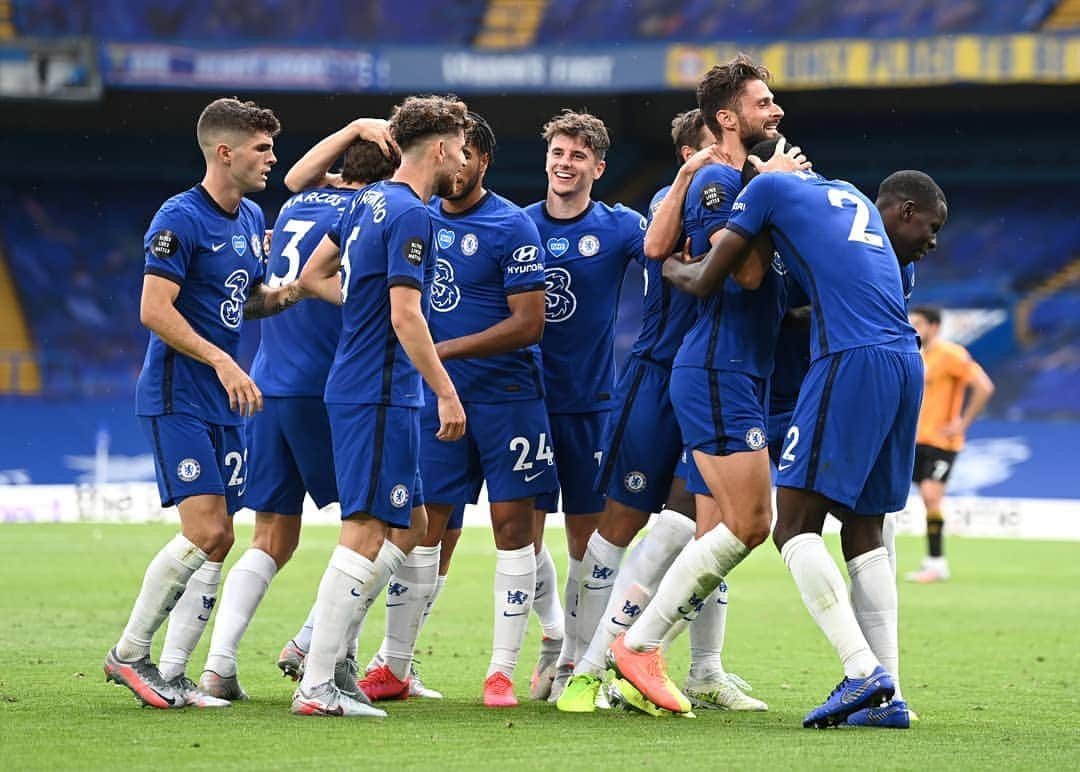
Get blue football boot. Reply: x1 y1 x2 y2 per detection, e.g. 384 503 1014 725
803 665 894 728
846 699 912 729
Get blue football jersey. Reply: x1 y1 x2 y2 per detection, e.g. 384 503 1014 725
250 186 354 397
769 272 811 413
630 185 700 366
323 181 435 407
901 262 916 304
135 185 267 426
524 200 645 413
673 164 784 377
726 171 917 361
428 191 546 403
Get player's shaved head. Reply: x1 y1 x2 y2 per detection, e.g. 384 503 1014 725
670 109 709 162
741 137 788 184
697 53 771 137
877 170 947 211
389 95 468 154
542 110 611 160
341 139 398 185
196 97 280 153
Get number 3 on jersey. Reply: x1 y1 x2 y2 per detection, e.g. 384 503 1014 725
267 218 316 288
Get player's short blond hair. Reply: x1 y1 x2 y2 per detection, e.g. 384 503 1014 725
389 95 468 153
541 110 611 160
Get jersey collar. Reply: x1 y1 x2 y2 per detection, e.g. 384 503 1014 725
196 184 240 220
541 200 594 225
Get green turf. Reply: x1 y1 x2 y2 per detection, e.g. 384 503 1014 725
2 523 1078 770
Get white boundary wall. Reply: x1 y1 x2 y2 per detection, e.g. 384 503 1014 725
2 483 1080 541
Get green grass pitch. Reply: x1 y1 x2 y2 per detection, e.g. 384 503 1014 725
2 523 1078 770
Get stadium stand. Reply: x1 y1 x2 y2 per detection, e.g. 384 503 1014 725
535 0 1061 43
11 0 488 44
15 0 1074 45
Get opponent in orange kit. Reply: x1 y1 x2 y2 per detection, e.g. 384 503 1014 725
907 306 995 583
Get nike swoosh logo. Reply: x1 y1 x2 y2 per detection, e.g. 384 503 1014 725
778 463 792 471
610 617 631 628
524 471 545 482
502 611 527 617
151 688 178 706
583 583 612 591
350 588 363 597
212 242 226 252
386 603 406 607
197 614 210 622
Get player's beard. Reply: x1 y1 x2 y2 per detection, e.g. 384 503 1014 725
444 165 481 202
736 112 772 150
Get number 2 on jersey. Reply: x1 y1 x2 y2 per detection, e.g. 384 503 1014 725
827 189 884 248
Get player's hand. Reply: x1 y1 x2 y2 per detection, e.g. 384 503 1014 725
435 392 466 442
350 118 401 165
263 229 273 256
749 137 812 174
215 358 263 417
683 143 735 175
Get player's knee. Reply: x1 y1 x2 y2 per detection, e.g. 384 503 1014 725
492 517 532 551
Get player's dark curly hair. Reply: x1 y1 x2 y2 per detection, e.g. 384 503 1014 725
196 97 281 148
466 111 496 162
877 170 946 210
341 139 398 185
670 109 708 163
697 53 771 137
541 110 611 160
389 95 468 153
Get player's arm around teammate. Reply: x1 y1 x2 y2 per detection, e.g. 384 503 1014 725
284 117 400 192
643 141 729 260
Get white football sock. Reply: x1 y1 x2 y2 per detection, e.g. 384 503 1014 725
159 560 222 681
689 581 728 679
848 547 901 700
115 534 207 661
576 532 625 663
339 540 406 664
576 509 693 674
382 544 440 680
421 574 447 632
301 545 378 689
781 533 878 678
382 573 446 663
293 603 317 654
556 556 582 666
203 548 278 677
532 544 564 640
487 545 537 678
882 512 897 577
624 522 747 652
